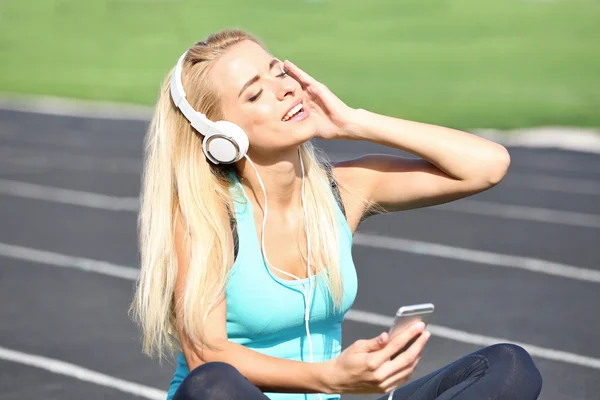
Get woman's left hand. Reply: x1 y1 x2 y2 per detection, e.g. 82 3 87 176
284 60 358 140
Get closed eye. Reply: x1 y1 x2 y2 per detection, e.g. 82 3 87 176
248 89 263 102
248 69 286 102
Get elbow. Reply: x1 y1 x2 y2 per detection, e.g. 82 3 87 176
474 144 511 188
486 144 511 186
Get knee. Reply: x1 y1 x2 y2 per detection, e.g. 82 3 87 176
485 344 543 395
191 361 241 380
173 362 245 400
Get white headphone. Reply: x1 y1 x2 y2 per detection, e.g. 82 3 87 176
170 51 249 164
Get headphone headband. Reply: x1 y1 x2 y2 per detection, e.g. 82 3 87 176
170 51 212 134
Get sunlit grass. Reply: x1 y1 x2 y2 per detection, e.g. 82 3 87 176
0 0 598 129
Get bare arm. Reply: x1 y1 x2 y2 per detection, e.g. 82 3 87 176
173 192 435 395
173 214 331 394
280 61 511 233
335 110 511 231
173 212 431 395
176 302 331 393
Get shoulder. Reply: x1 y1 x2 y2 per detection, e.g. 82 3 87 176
329 158 379 233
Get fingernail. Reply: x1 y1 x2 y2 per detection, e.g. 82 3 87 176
415 322 426 330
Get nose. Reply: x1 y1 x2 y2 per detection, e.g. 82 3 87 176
275 75 295 101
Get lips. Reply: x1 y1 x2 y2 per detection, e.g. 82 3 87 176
282 100 304 122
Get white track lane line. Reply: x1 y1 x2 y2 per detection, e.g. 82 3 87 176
2 178 599 230
510 155 600 176
508 174 600 196
0 179 138 212
1 242 600 371
353 233 600 283
0 242 139 280
438 199 600 229
0 346 166 400
345 310 600 370
1 180 599 283
329 153 600 197
0 95 153 121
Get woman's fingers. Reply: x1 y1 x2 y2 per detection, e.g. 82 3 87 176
389 330 430 370
283 60 319 88
371 329 430 387
355 332 389 353
369 322 426 366
381 355 422 393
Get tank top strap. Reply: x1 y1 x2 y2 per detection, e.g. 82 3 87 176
321 162 346 219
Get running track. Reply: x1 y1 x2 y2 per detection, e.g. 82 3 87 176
0 107 599 399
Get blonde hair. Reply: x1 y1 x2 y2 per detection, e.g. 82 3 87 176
130 29 346 361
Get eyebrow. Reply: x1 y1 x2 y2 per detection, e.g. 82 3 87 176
238 58 280 98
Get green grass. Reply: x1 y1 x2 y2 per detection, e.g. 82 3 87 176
1 0 599 129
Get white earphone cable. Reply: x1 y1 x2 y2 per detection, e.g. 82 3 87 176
244 155 304 282
244 153 322 400
299 154 316 363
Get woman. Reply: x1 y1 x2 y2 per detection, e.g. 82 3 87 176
130 28 542 400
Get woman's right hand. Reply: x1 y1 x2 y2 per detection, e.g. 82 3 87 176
323 322 431 394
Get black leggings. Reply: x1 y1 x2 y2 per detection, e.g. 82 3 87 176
172 343 542 400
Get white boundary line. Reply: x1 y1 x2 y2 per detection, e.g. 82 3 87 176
353 233 600 283
0 179 139 212
1 180 599 283
0 346 166 400
509 155 600 176
0 242 139 280
508 174 600 196
3 145 599 194
1 242 599 371
2 178 600 230
345 310 600 370
439 200 600 229
0 95 152 121
1 94 600 154
477 127 600 154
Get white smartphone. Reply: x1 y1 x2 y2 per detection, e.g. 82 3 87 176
388 303 434 358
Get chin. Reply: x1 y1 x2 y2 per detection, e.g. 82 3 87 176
291 121 317 142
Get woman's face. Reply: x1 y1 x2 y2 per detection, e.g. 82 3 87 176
211 40 316 155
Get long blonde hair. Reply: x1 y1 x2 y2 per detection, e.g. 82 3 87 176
130 28 344 361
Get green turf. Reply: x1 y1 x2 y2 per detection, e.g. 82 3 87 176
0 0 598 129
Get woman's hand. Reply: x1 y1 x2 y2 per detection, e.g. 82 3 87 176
322 322 430 395
283 60 358 140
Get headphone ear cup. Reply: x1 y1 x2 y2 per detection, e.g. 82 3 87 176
202 120 249 164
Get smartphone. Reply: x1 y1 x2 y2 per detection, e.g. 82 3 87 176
388 303 434 358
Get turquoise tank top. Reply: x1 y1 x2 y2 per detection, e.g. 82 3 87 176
167 171 358 400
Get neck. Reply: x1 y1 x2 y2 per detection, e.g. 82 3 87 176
235 148 305 211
